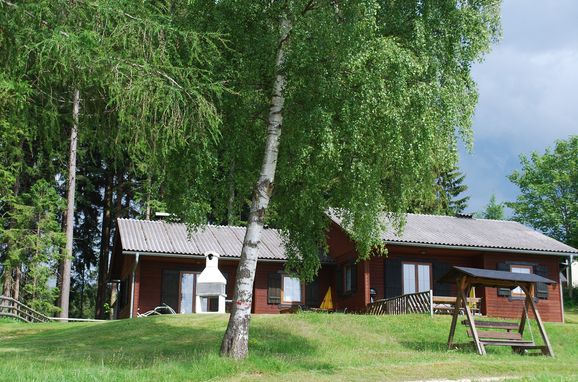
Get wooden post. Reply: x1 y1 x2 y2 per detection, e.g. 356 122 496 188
462 282 485 355
526 284 554 357
518 282 531 336
447 276 465 349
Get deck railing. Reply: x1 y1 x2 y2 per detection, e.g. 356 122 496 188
366 290 433 316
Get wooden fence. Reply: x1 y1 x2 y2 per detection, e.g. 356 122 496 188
0 296 104 323
366 290 433 316
0 295 51 323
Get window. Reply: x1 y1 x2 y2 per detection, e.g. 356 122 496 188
511 265 532 297
344 264 353 294
268 273 302 305
179 272 197 314
337 262 357 296
282 276 302 303
402 262 431 294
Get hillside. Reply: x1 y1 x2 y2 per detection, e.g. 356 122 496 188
1 312 577 382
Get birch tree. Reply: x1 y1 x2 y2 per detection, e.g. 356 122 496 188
182 0 502 359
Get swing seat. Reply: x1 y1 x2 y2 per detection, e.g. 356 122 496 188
462 320 518 332
466 329 526 341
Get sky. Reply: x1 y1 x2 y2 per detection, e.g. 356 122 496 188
459 0 578 215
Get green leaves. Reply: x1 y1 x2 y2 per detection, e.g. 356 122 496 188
508 136 578 248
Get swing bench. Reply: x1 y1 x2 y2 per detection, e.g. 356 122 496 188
441 266 556 357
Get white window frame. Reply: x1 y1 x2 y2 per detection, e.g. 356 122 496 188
281 275 302 304
511 265 532 297
402 262 432 295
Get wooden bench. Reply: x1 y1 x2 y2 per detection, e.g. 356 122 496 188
463 320 547 353
462 320 518 332
433 296 481 315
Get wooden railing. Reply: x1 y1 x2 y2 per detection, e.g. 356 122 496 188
0 296 105 323
0 296 51 323
366 290 433 316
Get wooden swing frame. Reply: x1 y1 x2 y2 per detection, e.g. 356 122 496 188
443 267 555 357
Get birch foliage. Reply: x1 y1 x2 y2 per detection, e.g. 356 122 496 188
181 0 501 281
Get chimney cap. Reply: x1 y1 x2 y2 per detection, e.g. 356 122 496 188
205 251 220 259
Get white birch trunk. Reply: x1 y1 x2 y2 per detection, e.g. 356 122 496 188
59 89 80 319
220 14 292 360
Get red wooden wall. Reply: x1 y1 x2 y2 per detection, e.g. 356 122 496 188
483 253 563 322
115 222 564 322
325 223 564 322
117 255 333 318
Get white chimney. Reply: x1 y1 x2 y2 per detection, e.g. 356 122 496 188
195 251 227 313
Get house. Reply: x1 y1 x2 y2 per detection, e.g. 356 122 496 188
109 213 578 322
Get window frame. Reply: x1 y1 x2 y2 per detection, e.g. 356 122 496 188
510 264 533 297
401 262 432 295
344 263 354 294
281 274 303 304
178 271 198 314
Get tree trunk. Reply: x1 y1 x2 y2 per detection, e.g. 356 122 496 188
13 266 21 301
95 170 113 318
59 88 80 319
109 281 118 320
220 13 292 360
115 170 125 217
145 175 151 220
79 264 85 318
2 269 13 298
227 163 235 224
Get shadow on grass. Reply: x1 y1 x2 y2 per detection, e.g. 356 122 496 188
0 315 333 374
400 340 475 353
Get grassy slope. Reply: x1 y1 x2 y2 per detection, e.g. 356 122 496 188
0 312 577 382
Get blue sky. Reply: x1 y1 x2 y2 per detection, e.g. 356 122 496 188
459 0 578 215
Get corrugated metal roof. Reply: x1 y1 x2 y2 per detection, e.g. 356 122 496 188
327 211 578 255
116 219 287 260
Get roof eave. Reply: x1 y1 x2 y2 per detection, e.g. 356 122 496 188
121 250 335 264
384 240 576 257
122 250 288 263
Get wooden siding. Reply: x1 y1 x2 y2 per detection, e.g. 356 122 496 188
253 262 289 314
483 253 563 322
325 222 564 322
326 223 370 311
137 257 239 315
383 246 484 299
369 257 385 300
114 222 565 322
116 255 334 317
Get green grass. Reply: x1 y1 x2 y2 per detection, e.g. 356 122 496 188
1 312 577 382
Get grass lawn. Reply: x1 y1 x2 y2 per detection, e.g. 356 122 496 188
1 311 577 382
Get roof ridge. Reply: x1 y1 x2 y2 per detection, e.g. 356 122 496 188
406 213 517 223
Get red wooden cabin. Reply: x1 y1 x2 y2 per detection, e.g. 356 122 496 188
109 213 577 321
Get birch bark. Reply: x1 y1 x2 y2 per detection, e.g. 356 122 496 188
220 13 292 360
59 88 80 318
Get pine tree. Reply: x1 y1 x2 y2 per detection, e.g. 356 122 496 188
410 166 470 215
480 194 505 220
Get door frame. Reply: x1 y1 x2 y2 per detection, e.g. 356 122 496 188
178 271 198 313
